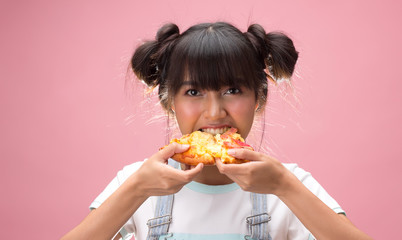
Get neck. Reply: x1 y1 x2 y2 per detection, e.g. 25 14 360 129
191 165 234 185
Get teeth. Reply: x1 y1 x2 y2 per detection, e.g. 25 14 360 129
201 127 230 135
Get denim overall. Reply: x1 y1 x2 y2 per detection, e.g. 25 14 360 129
146 160 273 240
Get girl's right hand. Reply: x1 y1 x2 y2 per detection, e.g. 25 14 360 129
61 143 201 240
133 142 203 197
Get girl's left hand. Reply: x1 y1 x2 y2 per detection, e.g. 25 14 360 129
215 149 292 196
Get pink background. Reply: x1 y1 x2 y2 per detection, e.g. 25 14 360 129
1 0 401 239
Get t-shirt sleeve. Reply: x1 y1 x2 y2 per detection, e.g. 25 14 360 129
285 164 345 240
289 164 345 214
89 161 143 239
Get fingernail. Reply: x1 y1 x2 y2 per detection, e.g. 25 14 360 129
180 144 190 149
227 149 236 156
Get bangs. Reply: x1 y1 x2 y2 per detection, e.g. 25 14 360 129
166 23 263 95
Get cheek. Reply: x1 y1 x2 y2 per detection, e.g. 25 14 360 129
174 102 201 133
228 99 256 136
231 99 256 116
175 101 200 118
176 108 196 121
238 106 255 126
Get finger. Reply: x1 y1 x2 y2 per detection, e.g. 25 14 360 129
216 158 252 175
215 159 244 182
215 158 225 172
216 158 240 174
181 163 200 171
165 162 204 182
227 148 263 162
156 142 190 162
182 163 204 181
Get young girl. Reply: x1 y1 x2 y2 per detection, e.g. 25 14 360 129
62 22 372 240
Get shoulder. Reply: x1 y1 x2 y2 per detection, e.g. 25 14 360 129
283 163 312 180
283 163 345 214
115 161 145 184
282 163 323 192
89 160 145 210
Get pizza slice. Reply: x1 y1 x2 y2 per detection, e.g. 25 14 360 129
169 128 253 165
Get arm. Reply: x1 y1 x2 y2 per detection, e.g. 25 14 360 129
278 169 372 240
61 143 203 240
216 149 372 240
62 176 148 240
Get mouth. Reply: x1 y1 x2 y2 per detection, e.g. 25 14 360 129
199 126 231 135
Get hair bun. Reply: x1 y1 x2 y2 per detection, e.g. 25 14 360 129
131 23 180 88
246 24 268 59
265 32 298 80
156 23 180 43
245 24 298 81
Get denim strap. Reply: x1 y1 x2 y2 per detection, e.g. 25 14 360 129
146 159 178 240
245 193 272 240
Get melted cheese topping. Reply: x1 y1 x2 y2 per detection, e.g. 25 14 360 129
171 129 249 164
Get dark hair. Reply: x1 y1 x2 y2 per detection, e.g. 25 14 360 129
131 22 298 112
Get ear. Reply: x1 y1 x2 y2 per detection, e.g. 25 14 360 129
264 69 277 85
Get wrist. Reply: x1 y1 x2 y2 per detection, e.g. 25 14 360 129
274 169 301 199
124 172 150 201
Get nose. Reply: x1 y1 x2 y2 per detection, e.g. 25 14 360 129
204 93 227 120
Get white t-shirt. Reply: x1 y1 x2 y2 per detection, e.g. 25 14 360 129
90 161 344 240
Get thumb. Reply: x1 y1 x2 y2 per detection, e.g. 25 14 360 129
181 163 204 181
156 142 190 161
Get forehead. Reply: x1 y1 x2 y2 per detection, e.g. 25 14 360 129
177 75 247 89
165 23 264 95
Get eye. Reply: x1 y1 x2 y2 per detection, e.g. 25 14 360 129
224 87 241 95
185 89 201 96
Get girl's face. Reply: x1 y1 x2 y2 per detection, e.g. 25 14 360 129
172 81 258 138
